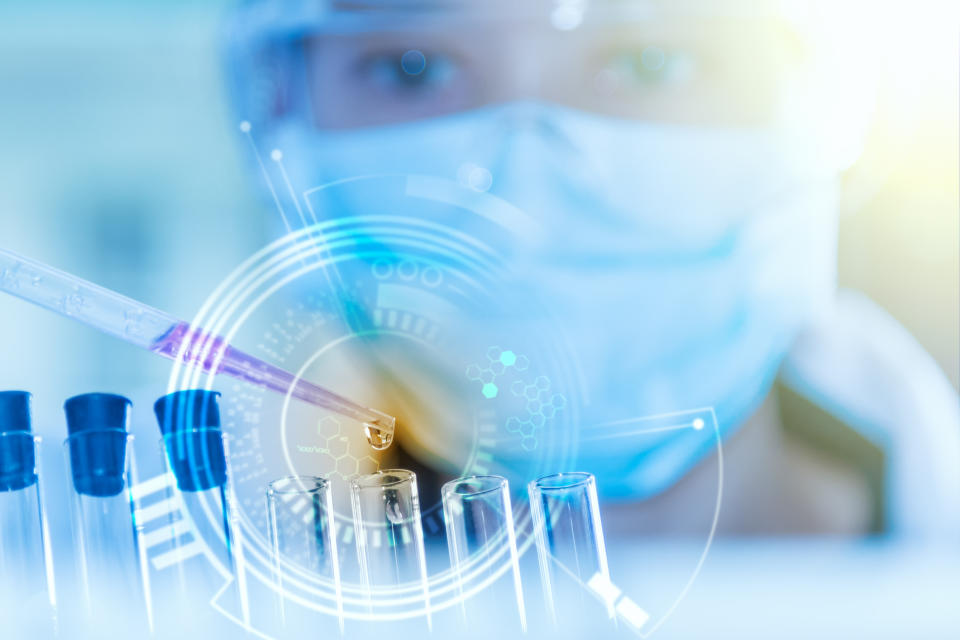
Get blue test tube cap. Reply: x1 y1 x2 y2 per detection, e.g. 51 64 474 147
63 393 131 498
154 390 227 492
0 390 31 432
0 391 37 491
154 389 221 435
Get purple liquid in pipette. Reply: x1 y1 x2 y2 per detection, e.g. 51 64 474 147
149 322 394 449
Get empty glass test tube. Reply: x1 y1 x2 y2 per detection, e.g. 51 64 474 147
442 475 526 630
153 390 249 631
350 469 430 624
267 475 343 634
0 391 56 636
63 393 151 636
529 471 614 626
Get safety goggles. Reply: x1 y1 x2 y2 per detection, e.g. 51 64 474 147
228 0 817 130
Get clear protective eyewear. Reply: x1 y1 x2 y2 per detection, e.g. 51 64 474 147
236 0 813 130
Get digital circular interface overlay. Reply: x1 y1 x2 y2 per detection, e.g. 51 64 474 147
163 175 586 623
160 174 723 637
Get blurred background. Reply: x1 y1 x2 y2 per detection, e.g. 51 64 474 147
1 0 955 406
0 0 957 637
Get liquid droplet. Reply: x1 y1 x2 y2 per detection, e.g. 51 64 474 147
363 422 394 451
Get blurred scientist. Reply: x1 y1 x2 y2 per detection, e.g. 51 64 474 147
223 0 960 537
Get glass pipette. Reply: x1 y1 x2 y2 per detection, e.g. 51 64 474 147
0 247 396 450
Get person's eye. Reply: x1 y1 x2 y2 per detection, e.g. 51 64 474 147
602 46 696 88
358 49 457 93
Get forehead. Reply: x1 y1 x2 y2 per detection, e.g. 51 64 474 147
301 0 788 32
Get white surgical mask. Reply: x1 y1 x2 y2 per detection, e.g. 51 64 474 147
266 101 838 498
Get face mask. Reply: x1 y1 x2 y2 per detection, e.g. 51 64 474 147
264 101 838 499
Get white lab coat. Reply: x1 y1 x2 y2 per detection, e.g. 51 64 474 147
781 290 960 539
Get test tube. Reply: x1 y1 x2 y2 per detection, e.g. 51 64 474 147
0 391 56 636
442 475 526 630
266 475 342 634
63 393 151 636
153 389 249 631
350 469 430 625
529 471 614 626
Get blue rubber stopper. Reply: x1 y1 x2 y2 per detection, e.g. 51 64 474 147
64 393 131 497
154 390 226 492
0 391 37 491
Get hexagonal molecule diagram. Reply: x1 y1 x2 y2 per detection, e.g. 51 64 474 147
465 347 566 451
315 416 378 480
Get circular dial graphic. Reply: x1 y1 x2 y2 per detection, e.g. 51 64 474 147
165 175 584 622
